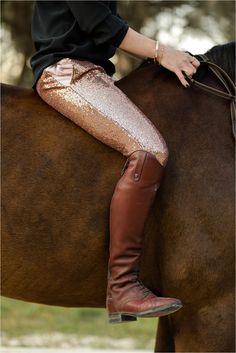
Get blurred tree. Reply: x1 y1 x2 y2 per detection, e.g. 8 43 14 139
0 0 235 87
118 0 235 74
1 1 34 86
185 0 235 41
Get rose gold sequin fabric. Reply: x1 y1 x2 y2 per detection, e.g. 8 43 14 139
36 58 168 165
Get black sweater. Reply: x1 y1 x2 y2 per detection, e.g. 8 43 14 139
30 1 129 89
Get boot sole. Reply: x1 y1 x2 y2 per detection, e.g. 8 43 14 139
108 302 183 324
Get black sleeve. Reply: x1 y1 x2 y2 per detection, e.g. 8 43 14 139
66 1 129 47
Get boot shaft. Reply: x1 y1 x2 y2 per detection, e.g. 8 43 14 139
108 150 164 293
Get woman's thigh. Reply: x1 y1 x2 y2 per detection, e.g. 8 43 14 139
36 58 168 165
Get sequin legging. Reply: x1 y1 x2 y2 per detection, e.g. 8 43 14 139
36 58 168 166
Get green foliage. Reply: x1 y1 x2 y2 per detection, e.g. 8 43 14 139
1 297 158 349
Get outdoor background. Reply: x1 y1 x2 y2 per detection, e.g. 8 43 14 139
1 0 235 351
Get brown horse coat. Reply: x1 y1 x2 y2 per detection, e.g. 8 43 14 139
2 43 235 351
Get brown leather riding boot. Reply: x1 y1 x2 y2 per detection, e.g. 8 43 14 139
106 150 182 324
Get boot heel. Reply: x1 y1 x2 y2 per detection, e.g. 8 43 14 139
108 313 137 324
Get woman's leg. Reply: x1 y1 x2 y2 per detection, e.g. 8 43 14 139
36 58 168 166
36 58 182 323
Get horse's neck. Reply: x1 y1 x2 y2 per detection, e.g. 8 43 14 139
118 66 233 160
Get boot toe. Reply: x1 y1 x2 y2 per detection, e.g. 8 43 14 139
117 294 183 317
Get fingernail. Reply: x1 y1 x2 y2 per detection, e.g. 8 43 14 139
186 83 190 88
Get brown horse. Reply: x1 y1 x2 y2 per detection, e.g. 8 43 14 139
1 42 235 352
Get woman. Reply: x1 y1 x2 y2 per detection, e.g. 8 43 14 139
30 1 200 324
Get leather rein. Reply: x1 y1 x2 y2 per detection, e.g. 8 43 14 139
183 53 236 140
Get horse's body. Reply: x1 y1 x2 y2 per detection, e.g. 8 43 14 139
1 43 235 351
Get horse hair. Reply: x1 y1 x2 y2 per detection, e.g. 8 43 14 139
205 41 235 83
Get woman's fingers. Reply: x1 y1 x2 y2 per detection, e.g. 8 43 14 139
158 45 201 87
185 63 197 75
174 69 189 87
186 54 201 68
177 60 199 86
175 64 196 87
191 58 201 68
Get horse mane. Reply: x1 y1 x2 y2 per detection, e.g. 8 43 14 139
204 41 235 83
138 41 235 83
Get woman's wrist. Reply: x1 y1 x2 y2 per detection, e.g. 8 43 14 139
153 41 165 65
118 27 158 60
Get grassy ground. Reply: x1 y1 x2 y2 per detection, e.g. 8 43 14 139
1 298 158 350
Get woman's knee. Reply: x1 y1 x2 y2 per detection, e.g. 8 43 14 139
151 135 169 167
127 145 169 168
147 128 169 167
126 138 169 167
153 149 168 167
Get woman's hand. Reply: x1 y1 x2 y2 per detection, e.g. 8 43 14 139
158 45 201 87
118 28 200 87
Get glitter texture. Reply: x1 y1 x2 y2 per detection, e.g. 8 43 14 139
36 58 168 165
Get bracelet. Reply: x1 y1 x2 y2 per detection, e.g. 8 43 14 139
153 40 160 64
153 40 165 65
